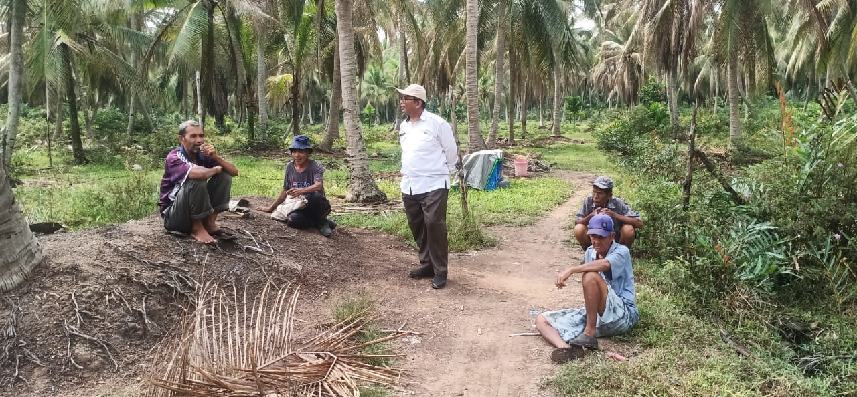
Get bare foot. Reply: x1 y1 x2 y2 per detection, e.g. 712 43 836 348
203 213 220 234
191 229 216 244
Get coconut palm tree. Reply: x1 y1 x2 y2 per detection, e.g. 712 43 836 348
465 0 487 152
487 0 509 148
319 38 342 151
636 0 706 129
0 164 44 291
335 0 387 203
779 0 857 105
144 0 267 130
710 0 774 146
1 0 25 169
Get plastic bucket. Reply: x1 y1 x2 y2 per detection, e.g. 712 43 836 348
513 157 529 177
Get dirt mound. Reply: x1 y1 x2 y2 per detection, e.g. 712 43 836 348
0 200 415 396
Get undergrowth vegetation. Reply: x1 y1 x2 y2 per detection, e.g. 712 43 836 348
554 91 857 395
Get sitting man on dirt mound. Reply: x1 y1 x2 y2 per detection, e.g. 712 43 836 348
159 120 240 244
536 214 639 363
574 176 643 249
261 135 336 237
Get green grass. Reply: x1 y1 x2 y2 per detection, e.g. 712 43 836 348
334 176 571 251
331 293 394 368
549 276 826 396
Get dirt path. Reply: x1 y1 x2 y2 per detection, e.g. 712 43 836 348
332 171 595 397
2 171 597 397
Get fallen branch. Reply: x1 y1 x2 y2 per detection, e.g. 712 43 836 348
508 332 541 337
719 328 752 358
692 149 747 205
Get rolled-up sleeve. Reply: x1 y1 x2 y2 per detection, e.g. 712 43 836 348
605 245 631 274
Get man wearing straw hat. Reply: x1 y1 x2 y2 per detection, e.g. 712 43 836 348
396 83 458 289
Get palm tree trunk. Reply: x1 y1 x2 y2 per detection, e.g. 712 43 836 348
336 0 386 203
196 71 204 124
255 24 269 142
682 102 698 211
320 40 342 152
200 0 215 127
395 14 409 132
520 78 528 138
465 0 486 152
126 94 135 136
667 69 679 128
0 165 43 291
538 97 544 128
84 90 97 142
550 62 563 137
61 44 86 164
487 0 508 149
290 67 301 136
1 0 24 168
507 40 517 144
450 88 458 135
727 49 743 147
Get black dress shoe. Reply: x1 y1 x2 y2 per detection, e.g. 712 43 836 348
408 265 434 279
431 275 447 289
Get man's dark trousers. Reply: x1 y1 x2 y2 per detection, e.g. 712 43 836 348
287 192 331 229
163 172 232 233
402 188 449 278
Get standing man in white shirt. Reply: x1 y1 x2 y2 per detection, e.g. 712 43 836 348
396 84 459 289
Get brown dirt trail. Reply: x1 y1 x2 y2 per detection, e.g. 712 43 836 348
326 171 596 396
1 171 597 397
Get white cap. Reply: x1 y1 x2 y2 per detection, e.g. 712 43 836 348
396 84 427 102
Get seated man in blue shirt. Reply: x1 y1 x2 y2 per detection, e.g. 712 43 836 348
536 214 640 363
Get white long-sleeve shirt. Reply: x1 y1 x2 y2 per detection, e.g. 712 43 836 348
399 110 458 195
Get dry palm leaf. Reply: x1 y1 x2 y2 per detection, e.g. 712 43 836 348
145 282 406 397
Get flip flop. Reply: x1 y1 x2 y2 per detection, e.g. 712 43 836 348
550 345 587 364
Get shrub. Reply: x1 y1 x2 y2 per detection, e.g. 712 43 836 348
564 95 584 119
92 107 128 141
594 105 667 158
360 103 376 126
640 78 667 105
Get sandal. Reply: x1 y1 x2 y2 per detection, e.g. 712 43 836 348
550 345 587 364
568 333 599 350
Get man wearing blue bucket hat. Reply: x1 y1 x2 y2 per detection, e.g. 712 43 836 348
262 135 335 237
536 214 640 363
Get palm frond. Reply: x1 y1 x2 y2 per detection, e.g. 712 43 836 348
169 1 208 69
145 282 406 397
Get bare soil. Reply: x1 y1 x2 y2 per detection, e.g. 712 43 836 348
0 171 630 397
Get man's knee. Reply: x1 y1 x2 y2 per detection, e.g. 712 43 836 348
573 223 587 237
581 271 602 287
536 313 548 327
620 224 635 239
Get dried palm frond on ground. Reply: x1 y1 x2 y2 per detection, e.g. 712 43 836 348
145 282 407 397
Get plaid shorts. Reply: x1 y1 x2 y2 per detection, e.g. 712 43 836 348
542 284 637 342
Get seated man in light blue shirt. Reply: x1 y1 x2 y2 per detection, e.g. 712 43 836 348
536 214 640 363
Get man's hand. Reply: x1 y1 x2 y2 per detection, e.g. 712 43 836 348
599 208 617 219
555 268 574 289
285 188 302 197
201 143 218 158
211 165 223 175
258 206 274 213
